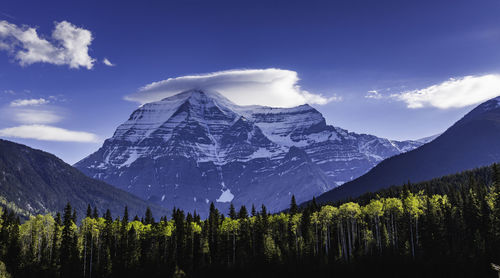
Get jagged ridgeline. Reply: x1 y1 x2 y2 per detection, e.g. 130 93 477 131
75 89 425 217
1 162 499 278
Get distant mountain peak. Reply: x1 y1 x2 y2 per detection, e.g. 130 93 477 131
76 90 423 216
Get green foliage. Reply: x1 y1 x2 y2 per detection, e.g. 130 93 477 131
0 261 10 278
2 163 500 277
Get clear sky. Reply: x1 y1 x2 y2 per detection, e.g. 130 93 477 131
1 0 500 164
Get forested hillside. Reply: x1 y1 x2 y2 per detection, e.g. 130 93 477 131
1 164 500 278
0 139 166 219
316 96 500 204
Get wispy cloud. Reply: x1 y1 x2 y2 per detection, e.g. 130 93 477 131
103 58 115 67
0 11 16 20
125 68 341 107
0 20 96 69
7 97 60 124
10 98 49 107
0 41 9 50
0 125 99 142
365 90 383 99
301 91 342 105
1 94 98 143
12 109 62 124
391 74 500 109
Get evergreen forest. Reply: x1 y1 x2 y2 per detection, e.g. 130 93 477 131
2 164 500 278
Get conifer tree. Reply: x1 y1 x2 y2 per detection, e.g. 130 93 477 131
104 209 112 223
92 207 99 219
86 204 92 218
117 206 129 277
51 213 61 268
311 197 318 211
229 203 237 219
72 209 77 223
290 195 298 215
238 206 248 219
208 203 219 263
490 164 500 260
123 206 129 225
5 217 20 277
61 203 78 278
145 207 154 224
174 209 186 268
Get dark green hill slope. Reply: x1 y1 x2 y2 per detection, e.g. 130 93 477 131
0 139 167 218
316 96 500 204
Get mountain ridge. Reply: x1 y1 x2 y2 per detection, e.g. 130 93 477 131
315 96 500 204
0 139 167 218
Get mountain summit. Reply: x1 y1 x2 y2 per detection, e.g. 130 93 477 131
315 96 500 204
76 90 423 216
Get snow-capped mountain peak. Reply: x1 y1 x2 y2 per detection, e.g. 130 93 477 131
76 89 424 216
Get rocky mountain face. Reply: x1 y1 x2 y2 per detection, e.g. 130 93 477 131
0 139 166 219
75 90 424 216
315 96 500 204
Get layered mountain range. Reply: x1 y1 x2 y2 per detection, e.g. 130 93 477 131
75 90 425 216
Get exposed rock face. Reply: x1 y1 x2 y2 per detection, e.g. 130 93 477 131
75 90 422 216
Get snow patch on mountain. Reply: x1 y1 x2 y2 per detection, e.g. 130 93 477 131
216 189 234 203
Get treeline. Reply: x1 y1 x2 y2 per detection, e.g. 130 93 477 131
1 166 500 278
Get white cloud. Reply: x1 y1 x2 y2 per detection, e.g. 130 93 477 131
1 94 98 143
10 98 49 107
125 68 340 107
0 41 9 50
103 58 115 66
5 98 60 124
12 109 62 124
302 91 342 105
365 90 383 99
0 125 99 142
391 74 500 109
0 20 95 69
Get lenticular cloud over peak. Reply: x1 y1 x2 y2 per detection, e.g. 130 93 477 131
125 68 340 107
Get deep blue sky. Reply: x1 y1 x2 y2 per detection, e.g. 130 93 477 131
1 0 500 163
